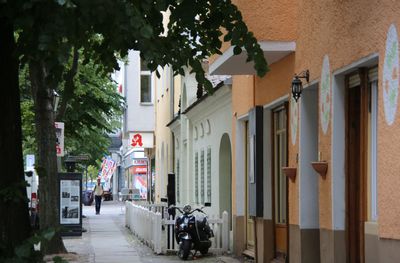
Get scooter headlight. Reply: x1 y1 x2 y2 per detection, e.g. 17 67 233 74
183 205 191 213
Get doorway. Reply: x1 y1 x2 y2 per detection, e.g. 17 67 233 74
245 121 255 254
219 133 232 226
346 70 369 263
272 104 288 260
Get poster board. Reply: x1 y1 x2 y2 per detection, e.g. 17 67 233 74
58 172 82 236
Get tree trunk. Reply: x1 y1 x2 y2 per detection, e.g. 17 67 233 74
29 61 67 255
0 19 32 258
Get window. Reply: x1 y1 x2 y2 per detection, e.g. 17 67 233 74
274 106 287 224
207 147 211 203
201 150 205 204
140 59 152 103
195 152 199 204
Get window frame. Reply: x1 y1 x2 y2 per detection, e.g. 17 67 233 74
139 60 153 105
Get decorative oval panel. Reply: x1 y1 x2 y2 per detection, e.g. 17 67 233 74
320 55 331 134
383 24 399 125
290 95 298 145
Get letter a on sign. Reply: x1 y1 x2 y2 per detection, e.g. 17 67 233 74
131 134 143 147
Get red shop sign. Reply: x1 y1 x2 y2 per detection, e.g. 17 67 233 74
133 166 147 174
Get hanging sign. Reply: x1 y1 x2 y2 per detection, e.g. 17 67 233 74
99 156 116 182
129 132 154 148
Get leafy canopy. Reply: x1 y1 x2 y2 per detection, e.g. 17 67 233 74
8 0 268 92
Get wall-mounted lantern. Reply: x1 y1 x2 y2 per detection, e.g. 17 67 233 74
291 70 309 102
53 90 60 113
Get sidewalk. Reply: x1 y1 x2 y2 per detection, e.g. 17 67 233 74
54 201 247 263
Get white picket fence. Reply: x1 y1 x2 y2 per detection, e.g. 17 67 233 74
125 202 163 253
125 202 230 255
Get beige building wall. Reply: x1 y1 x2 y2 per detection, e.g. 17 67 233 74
154 67 180 202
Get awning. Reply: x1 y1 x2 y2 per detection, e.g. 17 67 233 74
209 41 296 75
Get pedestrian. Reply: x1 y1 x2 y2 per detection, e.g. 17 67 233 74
93 178 104 215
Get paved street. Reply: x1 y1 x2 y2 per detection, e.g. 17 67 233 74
53 201 247 263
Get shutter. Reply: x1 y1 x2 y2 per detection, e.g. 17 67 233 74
368 67 378 82
176 160 180 203
207 148 211 203
195 152 199 204
200 150 205 204
347 66 378 88
348 73 361 88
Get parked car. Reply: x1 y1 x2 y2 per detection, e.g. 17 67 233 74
103 190 113 201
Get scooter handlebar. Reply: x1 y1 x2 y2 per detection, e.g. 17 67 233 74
168 205 207 215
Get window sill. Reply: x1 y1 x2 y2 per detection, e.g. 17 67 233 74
140 102 154 106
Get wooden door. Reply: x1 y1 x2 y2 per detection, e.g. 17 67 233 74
346 72 368 263
272 105 288 259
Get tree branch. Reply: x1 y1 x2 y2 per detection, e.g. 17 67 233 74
56 47 79 121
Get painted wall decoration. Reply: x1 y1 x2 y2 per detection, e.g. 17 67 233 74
320 55 331 134
383 24 399 125
290 96 298 145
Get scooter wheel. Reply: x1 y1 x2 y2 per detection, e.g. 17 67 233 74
178 240 191 260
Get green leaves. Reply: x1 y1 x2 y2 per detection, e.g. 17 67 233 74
12 0 269 174
140 25 154 39
3 228 57 262
233 46 242 55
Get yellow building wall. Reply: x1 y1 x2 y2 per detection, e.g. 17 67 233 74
154 68 175 202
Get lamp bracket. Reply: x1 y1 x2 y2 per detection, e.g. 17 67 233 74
294 70 309 83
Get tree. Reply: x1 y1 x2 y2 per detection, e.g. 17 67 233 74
0 19 31 259
21 51 124 167
61 54 123 165
2 0 268 256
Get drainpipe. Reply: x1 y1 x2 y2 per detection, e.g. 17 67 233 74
253 75 256 107
252 75 258 263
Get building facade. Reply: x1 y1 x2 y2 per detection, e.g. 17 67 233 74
154 66 179 202
210 0 400 262
118 50 155 200
168 69 233 219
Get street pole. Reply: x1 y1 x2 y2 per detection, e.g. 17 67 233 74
85 165 88 190
57 157 62 172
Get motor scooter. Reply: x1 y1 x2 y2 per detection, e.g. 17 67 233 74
168 203 214 260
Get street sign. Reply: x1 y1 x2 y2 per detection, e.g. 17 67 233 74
65 154 90 162
55 122 65 157
26 154 35 171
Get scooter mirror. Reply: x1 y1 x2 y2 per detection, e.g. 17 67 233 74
204 202 211 207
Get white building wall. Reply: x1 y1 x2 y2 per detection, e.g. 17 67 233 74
190 100 232 217
124 51 155 134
